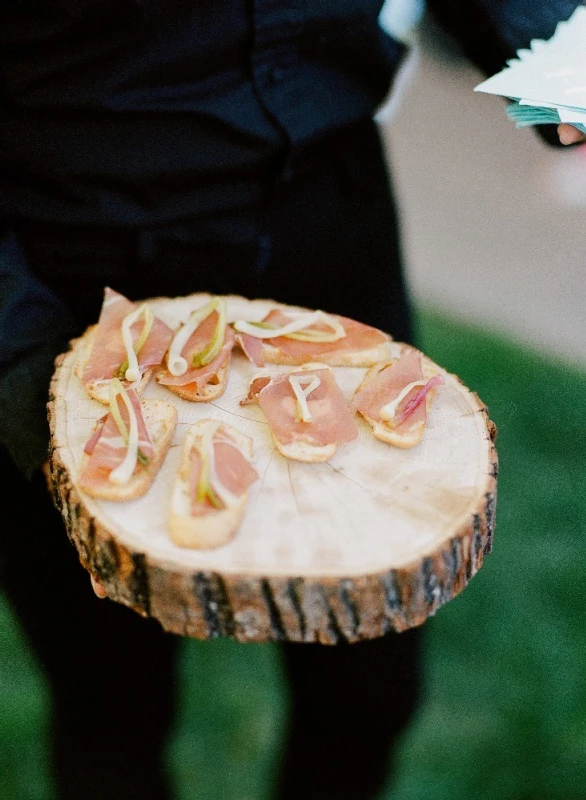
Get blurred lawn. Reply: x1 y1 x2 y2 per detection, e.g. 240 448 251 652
1 309 586 800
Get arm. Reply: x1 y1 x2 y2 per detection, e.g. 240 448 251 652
426 0 585 146
0 232 78 478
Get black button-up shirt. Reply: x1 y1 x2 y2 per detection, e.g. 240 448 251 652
0 1 404 225
0 0 581 475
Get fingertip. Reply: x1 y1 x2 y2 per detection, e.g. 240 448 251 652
557 124 571 144
558 123 581 145
90 575 108 599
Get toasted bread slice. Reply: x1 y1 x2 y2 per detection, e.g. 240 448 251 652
170 420 254 549
78 401 177 501
156 362 229 402
267 364 338 462
75 326 153 404
355 360 440 448
248 363 356 463
272 438 337 462
364 416 428 448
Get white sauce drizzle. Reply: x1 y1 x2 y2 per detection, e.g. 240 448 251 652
288 374 321 422
109 384 140 485
379 379 427 422
121 303 150 382
167 299 219 376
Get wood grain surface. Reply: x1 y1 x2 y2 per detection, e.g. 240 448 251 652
48 294 497 644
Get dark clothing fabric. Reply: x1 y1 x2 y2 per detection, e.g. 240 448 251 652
1 436 419 800
14 120 412 337
1 120 417 799
428 0 583 77
0 4 581 798
0 0 581 475
0 0 404 225
278 629 421 800
0 1 577 227
0 234 78 474
0 451 178 800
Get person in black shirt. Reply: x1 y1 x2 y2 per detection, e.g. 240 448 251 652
0 3 581 799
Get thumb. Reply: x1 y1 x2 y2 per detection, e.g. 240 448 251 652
558 123 586 145
90 575 108 599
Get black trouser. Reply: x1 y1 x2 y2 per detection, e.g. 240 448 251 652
1 119 420 800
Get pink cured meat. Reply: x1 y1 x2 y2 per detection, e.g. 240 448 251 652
79 390 153 489
353 350 441 433
157 312 235 388
188 428 259 515
256 367 358 447
236 309 389 366
240 375 271 405
83 287 173 384
395 375 444 426
235 332 265 367
84 415 107 455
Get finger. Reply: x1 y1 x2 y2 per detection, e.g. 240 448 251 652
90 575 108 599
41 459 54 491
557 123 586 145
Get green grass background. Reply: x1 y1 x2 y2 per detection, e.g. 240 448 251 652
2 309 586 799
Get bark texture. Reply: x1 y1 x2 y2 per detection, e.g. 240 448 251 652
47 295 498 644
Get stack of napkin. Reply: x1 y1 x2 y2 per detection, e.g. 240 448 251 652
475 7 586 136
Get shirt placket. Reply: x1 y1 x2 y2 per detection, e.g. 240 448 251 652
251 0 303 144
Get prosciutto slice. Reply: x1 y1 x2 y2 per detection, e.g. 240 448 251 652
157 311 235 388
353 350 444 434
188 427 258 515
83 287 173 384
83 415 107 455
252 366 358 447
234 331 264 367
236 309 389 367
79 390 153 489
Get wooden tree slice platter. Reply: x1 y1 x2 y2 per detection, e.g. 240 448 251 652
48 294 497 644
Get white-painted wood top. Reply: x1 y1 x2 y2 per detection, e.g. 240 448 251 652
52 295 493 579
